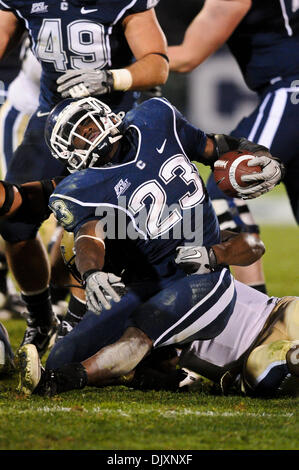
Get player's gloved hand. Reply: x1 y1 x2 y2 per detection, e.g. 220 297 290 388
175 246 218 275
237 156 284 199
57 70 114 98
83 270 122 314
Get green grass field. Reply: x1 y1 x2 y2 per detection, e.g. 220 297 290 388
0 225 298 451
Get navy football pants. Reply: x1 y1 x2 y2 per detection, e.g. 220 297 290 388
46 268 236 369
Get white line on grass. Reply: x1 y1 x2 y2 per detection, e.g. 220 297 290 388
0 406 294 419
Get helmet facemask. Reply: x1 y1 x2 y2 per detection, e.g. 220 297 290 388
49 97 124 173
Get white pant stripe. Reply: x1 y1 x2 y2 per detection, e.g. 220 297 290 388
257 88 288 148
247 93 271 142
0 100 11 177
279 0 293 36
155 269 235 347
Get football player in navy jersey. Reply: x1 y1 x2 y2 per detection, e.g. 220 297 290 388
9 95 283 396
0 163 297 398
0 0 169 356
169 0 299 295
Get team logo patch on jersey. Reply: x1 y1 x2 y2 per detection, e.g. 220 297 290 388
50 200 74 227
31 2 48 13
114 178 131 198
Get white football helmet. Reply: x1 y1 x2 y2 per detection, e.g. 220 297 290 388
45 97 124 172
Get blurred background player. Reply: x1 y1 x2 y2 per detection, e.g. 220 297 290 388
0 0 169 357
0 37 75 321
168 0 299 294
0 36 31 316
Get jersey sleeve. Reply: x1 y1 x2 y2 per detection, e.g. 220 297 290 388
0 2 12 11
171 104 207 162
126 0 160 15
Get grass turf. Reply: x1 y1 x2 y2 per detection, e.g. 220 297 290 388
0 225 298 451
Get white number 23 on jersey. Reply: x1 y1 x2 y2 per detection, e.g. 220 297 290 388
129 155 204 238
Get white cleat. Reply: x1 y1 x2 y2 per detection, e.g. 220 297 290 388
179 368 202 388
15 344 42 395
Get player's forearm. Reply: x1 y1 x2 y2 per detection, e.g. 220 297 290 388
126 53 169 90
212 233 265 266
0 178 61 223
123 9 169 90
0 11 25 60
169 0 251 73
75 221 106 276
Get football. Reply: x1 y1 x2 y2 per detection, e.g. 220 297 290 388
213 150 262 197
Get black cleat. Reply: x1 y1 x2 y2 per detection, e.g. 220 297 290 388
55 312 82 343
19 314 60 358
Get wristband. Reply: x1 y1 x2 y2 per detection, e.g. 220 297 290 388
82 269 100 282
111 69 133 91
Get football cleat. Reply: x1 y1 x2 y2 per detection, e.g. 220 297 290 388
16 345 59 397
131 366 188 392
179 368 202 389
19 314 60 358
55 317 80 343
15 344 42 395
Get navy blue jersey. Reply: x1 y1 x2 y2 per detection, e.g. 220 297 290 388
49 98 220 281
0 0 159 111
227 0 299 91
0 43 22 103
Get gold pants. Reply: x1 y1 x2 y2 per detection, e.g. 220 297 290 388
243 297 299 396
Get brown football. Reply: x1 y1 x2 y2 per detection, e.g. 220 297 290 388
213 150 262 197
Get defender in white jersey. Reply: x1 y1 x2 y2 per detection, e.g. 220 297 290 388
179 283 299 397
